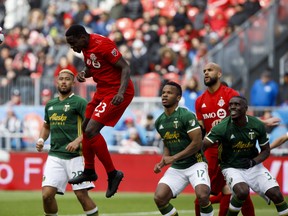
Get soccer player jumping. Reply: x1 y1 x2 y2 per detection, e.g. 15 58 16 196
65 24 135 198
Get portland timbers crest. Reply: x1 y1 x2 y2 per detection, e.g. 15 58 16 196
63 104 70 112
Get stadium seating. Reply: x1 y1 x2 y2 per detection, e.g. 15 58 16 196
139 72 162 97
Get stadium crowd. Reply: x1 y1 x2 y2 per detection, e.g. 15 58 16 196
0 0 271 104
1 0 288 152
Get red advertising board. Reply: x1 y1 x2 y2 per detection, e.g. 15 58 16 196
0 152 287 194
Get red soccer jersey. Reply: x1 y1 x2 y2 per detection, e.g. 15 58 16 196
82 34 134 96
195 84 239 133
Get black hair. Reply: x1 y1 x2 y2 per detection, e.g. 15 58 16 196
165 81 182 96
232 95 248 106
65 24 88 37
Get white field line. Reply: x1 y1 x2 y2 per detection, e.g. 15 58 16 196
63 208 276 216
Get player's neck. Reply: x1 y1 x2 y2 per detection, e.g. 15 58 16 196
59 92 73 101
164 104 178 116
208 82 221 93
233 115 247 127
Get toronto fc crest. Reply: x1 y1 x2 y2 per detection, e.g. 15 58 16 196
218 97 225 107
88 53 101 68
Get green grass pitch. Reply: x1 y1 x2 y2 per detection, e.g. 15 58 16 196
0 191 287 216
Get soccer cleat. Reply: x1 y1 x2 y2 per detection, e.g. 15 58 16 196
68 173 98 184
106 170 124 198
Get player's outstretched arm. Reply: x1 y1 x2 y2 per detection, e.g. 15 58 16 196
270 132 288 150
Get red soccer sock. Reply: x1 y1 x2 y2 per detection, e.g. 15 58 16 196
90 133 115 174
210 193 222 204
219 193 231 216
194 198 201 216
241 195 255 216
82 133 96 170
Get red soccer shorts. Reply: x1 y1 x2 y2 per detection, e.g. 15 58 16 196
86 91 134 127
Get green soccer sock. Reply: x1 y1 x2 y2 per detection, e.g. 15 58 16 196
200 201 214 215
275 201 288 215
158 203 179 216
227 196 245 216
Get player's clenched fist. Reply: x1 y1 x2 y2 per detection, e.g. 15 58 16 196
36 138 44 152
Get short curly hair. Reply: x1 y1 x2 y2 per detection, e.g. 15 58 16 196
65 24 87 37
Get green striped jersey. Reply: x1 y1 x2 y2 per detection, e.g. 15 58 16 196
44 93 87 159
155 107 206 169
206 115 269 169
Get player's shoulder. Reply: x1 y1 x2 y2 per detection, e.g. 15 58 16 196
247 115 263 124
71 94 87 103
195 89 207 102
221 85 239 95
46 97 58 107
178 106 194 115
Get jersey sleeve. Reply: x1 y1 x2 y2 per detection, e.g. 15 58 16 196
44 103 50 125
195 97 203 121
77 97 88 120
184 111 200 133
101 38 122 64
205 123 223 144
257 119 269 146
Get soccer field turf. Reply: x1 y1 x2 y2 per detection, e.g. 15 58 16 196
0 191 287 216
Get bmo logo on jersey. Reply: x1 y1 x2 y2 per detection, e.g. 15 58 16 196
203 108 227 119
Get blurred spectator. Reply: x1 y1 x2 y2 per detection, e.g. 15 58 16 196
4 0 30 29
143 113 159 146
54 55 78 77
176 46 190 76
181 76 203 112
192 2 208 31
243 0 261 17
73 0 90 24
278 72 288 106
27 8 45 31
116 117 147 146
118 44 132 63
0 0 5 27
109 0 125 20
130 39 149 76
250 69 279 107
123 0 144 21
41 88 52 105
0 107 23 150
155 47 177 76
119 127 143 154
92 11 115 37
5 89 22 106
172 5 191 31
228 4 249 28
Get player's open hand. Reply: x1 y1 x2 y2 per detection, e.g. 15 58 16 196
264 117 280 126
66 141 79 152
76 71 86 82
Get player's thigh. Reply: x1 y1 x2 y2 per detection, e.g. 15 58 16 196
222 168 246 194
247 164 279 195
42 156 68 194
91 94 133 127
67 156 95 191
158 167 189 197
187 162 210 189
